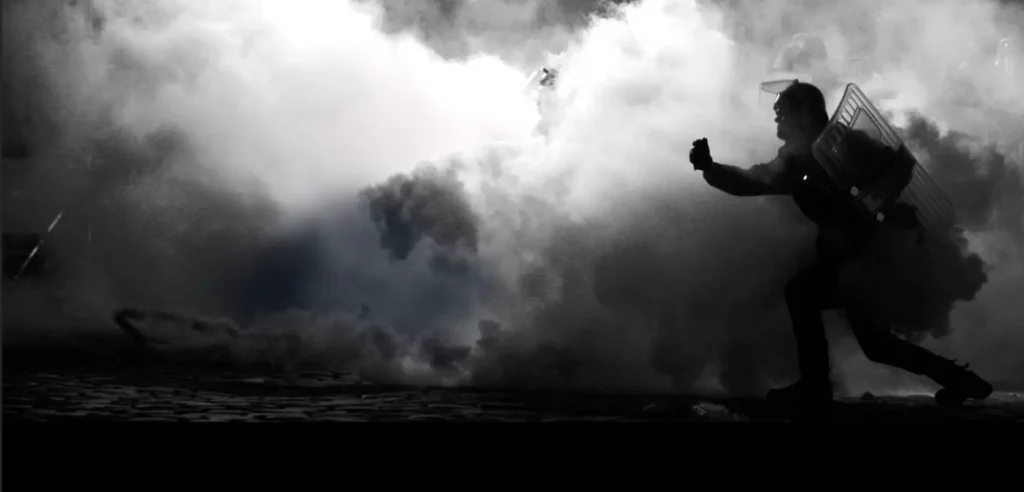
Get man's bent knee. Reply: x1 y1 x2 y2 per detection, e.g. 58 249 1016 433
851 317 919 368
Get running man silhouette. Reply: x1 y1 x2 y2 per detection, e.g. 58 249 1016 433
689 81 993 414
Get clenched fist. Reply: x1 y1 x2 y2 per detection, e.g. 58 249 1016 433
689 138 713 171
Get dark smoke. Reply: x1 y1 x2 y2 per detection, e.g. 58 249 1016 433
81 127 278 309
833 112 1024 342
452 185 815 394
3 123 280 332
901 114 1024 239
359 163 480 272
421 335 472 373
837 223 989 340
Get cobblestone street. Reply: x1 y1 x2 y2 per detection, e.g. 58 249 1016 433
6 367 1024 423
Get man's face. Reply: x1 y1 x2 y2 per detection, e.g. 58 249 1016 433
774 98 799 141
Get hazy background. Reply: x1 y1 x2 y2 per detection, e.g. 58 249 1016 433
3 0 1022 395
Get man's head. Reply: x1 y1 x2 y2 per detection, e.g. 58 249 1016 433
774 81 829 143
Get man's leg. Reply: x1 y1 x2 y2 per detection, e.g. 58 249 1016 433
846 309 993 405
770 262 841 405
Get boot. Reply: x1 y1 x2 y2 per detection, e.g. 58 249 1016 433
930 359 993 407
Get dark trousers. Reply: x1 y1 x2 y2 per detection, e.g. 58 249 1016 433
784 261 955 385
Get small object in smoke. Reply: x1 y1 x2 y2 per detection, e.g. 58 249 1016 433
690 402 745 421
642 403 662 413
860 392 876 402
113 308 150 345
3 233 50 279
12 210 65 280
539 67 558 88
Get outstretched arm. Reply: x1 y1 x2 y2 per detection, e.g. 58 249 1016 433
702 160 789 197
690 138 791 197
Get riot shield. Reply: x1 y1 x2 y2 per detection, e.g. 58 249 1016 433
811 83 956 236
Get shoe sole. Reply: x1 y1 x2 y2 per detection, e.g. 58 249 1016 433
935 385 993 407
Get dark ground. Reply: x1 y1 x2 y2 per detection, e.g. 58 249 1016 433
4 341 1024 423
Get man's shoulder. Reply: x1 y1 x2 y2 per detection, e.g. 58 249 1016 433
777 141 816 160
772 142 818 178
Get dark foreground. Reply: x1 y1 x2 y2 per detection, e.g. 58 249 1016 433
5 353 1024 424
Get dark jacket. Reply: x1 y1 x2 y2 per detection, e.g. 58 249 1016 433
702 141 874 262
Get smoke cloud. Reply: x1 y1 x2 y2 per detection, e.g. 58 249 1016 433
4 0 1023 395
360 163 480 268
902 114 1024 239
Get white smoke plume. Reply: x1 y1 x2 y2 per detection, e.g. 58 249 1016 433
3 0 1022 395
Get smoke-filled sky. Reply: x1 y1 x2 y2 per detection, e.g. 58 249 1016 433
3 0 1023 395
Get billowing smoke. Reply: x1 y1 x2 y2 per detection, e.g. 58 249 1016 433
902 115 1024 239
367 0 635 66
4 0 1023 395
360 164 480 270
886 112 1024 391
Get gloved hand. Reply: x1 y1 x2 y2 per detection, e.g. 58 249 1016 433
689 138 713 171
